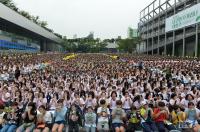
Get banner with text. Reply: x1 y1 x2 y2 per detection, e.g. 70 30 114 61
166 3 200 32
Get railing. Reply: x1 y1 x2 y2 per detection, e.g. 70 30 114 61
0 39 39 51
175 34 183 40
160 29 165 34
167 37 173 43
0 30 39 45
139 0 195 26
159 40 165 46
159 19 165 25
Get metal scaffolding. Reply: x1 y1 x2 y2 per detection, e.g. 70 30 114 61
138 0 200 57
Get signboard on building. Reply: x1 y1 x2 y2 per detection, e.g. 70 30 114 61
166 3 200 32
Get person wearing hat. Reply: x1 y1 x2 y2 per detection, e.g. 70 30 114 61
140 101 158 132
52 99 67 132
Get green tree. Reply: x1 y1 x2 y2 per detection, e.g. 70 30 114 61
1 0 13 6
62 38 77 52
117 37 140 53
62 38 107 53
40 21 48 28
19 10 32 20
31 16 40 24
0 0 19 11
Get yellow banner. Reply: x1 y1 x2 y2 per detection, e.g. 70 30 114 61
110 55 118 59
63 53 77 60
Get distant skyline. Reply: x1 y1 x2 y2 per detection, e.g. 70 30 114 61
13 0 153 39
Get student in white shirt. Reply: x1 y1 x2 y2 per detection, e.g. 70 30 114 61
121 91 132 113
169 93 180 106
181 94 196 108
34 105 52 132
63 90 71 108
71 92 85 111
109 91 118 112
85 92 97 109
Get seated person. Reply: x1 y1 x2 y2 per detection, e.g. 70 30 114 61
185 102 200 132
1 102 21 132
16 102 37 132
68 104 82 132
153 101 176 132
140 101 158 132
52 99 67 132
171 105 186 129
112 100 126 132
97 99 110 132
84 106 97 132
127 106 142 132
34 105 52 132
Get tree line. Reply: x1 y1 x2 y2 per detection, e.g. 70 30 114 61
62 37 140 53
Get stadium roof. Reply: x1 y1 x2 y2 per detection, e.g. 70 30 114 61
0 3 62 43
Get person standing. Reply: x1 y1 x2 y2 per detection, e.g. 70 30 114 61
14 66 20 80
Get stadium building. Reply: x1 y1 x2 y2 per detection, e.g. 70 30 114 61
0 3 62 52
138 0 200 57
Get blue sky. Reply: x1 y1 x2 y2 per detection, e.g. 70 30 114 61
13 0 152 39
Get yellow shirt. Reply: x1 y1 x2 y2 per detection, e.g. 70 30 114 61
140 108 146 117
171 111 185 124
129 111 140 123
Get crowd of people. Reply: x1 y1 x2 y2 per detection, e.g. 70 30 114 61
0 53 200 132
